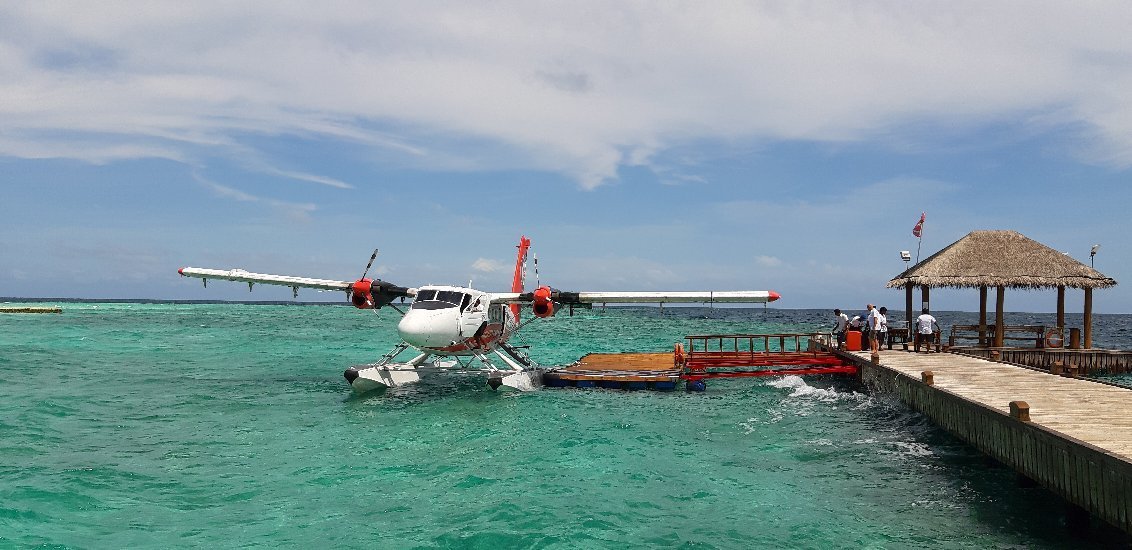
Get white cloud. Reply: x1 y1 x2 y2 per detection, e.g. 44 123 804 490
262 167 353 190
754 255 782 268
2 2 1132 188
196 174 316 222
471 258 506 273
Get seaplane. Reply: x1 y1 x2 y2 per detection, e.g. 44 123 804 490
178 236 780 392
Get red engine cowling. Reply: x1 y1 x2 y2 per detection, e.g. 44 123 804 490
532 286 555 318
350 279 374 309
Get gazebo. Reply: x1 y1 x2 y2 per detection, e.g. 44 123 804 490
887 230 1117 349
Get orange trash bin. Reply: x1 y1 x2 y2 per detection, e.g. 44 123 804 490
845 330 862 351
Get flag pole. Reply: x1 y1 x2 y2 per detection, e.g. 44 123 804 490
912 212 925 264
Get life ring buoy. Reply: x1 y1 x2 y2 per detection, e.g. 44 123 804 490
1045 329 1064 348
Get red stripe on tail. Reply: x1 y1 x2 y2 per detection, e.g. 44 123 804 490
510 236 531 319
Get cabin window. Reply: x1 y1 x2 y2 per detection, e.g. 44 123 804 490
460 293 472 311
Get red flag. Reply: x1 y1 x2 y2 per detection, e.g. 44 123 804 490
912 212 925 238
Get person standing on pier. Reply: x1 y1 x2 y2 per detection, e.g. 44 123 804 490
867 304 882 354
915 308 939 353
877 307 889 349
858 309 871 348
832 309 849 349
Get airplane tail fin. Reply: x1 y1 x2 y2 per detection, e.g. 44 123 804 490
510 236 531 319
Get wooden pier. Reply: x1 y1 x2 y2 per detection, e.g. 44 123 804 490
839 347 1132 534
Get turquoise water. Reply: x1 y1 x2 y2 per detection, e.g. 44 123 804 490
2 304 1129 548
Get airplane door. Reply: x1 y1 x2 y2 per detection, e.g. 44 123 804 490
458 296 486 339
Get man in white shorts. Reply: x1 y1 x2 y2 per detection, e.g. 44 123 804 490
915 308 939 353
832 309 849 349
867 304 882 354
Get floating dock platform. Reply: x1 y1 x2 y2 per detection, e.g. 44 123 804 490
0 306 61 314
544 353 681 390
544 333 857 391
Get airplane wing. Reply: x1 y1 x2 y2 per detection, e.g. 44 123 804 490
177 267 415 307
178 268 353 291
489 288 779 318
489 289 780 305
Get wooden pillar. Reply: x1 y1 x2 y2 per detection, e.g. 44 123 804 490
905 285 913 336
994 286 1005 348
978 286 988 347
1084 288 1093 349
1056 286 1065 331
921 286 930 313
1009 401 1031 422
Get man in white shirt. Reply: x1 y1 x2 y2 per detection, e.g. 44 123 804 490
867 304 882 354
876 306 889 349
832 309 849 349
915 308 939 353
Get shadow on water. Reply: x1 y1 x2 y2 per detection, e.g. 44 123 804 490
339 370 510 408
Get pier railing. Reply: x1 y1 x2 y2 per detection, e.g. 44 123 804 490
948 324 1051 348
955 347 1132 376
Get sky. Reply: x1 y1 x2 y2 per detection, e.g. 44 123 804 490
2 2 1131 313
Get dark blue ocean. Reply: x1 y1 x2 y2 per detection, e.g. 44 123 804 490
1 303 1129 547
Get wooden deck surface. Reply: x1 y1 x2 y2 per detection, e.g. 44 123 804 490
853 350 1132 460
552 353 679 381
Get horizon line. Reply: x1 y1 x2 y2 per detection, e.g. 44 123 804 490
2 297 1127 315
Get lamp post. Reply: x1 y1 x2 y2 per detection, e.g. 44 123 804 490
1091 244 1100 268
900 251 913 343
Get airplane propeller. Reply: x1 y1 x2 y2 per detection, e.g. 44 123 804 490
349 249 380 310
360 249 379 281
348 248 411 314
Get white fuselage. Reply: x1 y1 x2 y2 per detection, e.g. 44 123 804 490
396 285 519 355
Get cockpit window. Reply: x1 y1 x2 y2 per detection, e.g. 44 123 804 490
435 291 464 305
409 289 466 310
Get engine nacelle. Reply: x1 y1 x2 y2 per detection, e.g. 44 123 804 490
532 286 555 318
350 279 374 309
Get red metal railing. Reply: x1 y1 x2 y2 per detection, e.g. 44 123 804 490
679 333 856 380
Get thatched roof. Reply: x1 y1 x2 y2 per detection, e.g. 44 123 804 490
887 230 1117 290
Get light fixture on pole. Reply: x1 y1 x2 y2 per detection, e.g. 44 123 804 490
900 250 911 267
1090 244 1100 268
